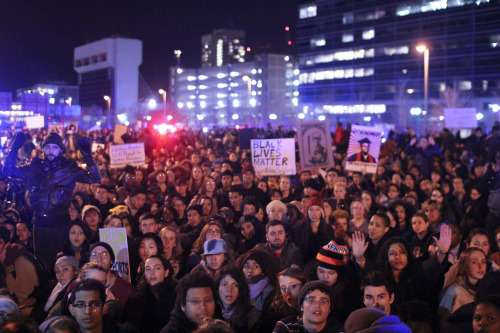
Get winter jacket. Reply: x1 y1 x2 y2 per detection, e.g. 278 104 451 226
159 306 198 333
123 281 176 333
254 241 304 270
3 154 100 225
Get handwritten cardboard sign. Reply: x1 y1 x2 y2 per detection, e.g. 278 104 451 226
443 108 477 129
110 143 145 168
251 138 296 176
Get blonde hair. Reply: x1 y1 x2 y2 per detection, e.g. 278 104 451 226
442 247 485 292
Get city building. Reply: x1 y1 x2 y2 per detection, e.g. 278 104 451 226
296 0 500 132
74 37 142 127
201 29 247 68
171 53 299 128
16 82 80 123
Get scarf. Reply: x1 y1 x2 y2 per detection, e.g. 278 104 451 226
44 281 69 312
248 275 269 300
221 305 236 320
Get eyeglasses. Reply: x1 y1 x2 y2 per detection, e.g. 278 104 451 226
90 252 110 260
206 230 221 236
280 283 302 294
186 297 214 307
72 302 103 312
304 297 330 306
206 181 216 185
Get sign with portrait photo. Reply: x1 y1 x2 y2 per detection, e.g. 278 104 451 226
345 125 382 174
297 120 334 170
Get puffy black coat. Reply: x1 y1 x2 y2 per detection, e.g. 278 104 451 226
4 154 101 223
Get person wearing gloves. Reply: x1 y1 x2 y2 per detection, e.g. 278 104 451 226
3 131 101 268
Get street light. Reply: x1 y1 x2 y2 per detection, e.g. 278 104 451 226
104 95 111 129
242 75 253 127
416 44 429 134
159 89 167 123
174 50 182 68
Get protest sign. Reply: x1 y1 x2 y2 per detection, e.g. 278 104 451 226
48 123 62 135
25 116 44 129
114 124 127 144
443 108 477 129
99 228 131 282
345 125 382 174
110 143 145 168
297 120 334 170
92 143 105 153
251 138 296 176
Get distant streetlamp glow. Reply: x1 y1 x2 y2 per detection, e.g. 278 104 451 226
159 89 167 122
416 44 429 133
104 95 111 129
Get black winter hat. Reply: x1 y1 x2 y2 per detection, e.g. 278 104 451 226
89 241 116 264
43 132 65 152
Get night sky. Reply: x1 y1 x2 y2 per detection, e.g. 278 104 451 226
0 0 297 94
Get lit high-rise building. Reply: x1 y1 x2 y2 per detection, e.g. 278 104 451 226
296 0 500 131
171 54 299 128
201 29 246 68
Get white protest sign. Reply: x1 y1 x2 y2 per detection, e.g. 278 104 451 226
114 124 127 144
25 116 44 129
443 108 477 129
48 123 62 134
92 143 105 153
99 228 131 282
345 125 382 174
110 143 145 168
251 138 296 176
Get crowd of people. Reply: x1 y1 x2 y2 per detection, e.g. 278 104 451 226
0 122 498 332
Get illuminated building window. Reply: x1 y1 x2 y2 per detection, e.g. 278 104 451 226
299 3 317 19
383 46 409 56
342 32 354 43
343 12 354 24
310 36 326 48
362 29 375 40
458 81 472 90
187 76 196 81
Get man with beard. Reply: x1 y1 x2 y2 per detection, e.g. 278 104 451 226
3 132 100 268
254 220 303 270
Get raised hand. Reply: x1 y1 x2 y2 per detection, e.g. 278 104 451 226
75 134 92 155
433 224 452 254
352 231 369 259
11 132 26 150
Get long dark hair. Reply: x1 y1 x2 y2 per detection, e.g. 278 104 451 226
376 237 414 278
236 249 278 289
215 265 252 326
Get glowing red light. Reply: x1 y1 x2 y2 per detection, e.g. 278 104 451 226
288 41 292 45
285 26 290 31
